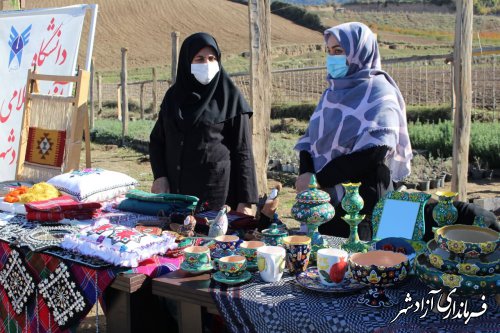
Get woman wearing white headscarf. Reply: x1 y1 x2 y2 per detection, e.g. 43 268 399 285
295 22 413 240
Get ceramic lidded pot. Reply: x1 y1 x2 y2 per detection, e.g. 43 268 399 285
261 223 288 246
434 225 499 258
291 175 335 259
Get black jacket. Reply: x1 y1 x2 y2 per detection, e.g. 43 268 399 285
149 111 258 211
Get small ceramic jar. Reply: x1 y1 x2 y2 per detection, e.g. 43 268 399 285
261 223 288 246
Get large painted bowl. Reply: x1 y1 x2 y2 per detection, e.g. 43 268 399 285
349 250 410 287
415 253 500 296
434 225 499 258
427 239 500 276
348 250 410 307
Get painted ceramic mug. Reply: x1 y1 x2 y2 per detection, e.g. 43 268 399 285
217 255 247 278
283 235 311 274
257 246 286 283
317 248 348 286
183 246 211 270
238 241 265 267
214 235 240 256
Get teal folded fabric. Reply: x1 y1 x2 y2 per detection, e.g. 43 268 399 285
125 189 199 204
118 198 195 216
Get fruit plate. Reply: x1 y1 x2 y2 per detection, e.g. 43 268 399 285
295 267 365 293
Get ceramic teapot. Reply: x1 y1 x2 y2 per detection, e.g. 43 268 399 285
261 223 288 246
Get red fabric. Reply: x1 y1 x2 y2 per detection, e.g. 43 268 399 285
25 195 101 222
26 211 98 222
24 195 101 212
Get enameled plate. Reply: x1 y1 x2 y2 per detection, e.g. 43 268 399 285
212 270 252 285
426 239 500 276
180 261 213 274
296 267 365 293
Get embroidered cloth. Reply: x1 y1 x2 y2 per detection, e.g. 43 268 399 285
61 223 177 267
25 127 66 167
0 211 182 332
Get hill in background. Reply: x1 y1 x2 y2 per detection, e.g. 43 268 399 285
25 0 321 71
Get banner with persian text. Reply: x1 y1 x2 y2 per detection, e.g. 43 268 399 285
0 5 86 181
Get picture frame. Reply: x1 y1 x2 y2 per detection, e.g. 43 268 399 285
371 191 431 241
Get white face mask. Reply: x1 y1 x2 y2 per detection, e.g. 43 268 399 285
191 62 220 85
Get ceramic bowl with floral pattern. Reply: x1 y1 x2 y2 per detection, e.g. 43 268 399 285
434 225 499 259
415 253 500 296
427 239 500 276
348 250 410 307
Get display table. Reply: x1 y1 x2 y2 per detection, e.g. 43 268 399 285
152 270 219 333
153 270 500 333
152 236 500 333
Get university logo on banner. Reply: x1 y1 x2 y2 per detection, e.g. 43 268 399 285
0 5 87 181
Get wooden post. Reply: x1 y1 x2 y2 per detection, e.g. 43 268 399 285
121 47 129 145
451 0 473 202
97 73 103 114
152 67 158 114
450 62 455 121
171 31 180 83
89 58 95 130
140 83 145 120
117 85 122 121
248 0 272 196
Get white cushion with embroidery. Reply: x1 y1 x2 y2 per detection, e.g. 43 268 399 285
47 168 137 202
61 220 177 267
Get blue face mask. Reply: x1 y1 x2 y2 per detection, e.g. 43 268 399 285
326 55 349 79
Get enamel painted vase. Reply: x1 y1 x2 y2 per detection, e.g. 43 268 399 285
432 191 458 227
341 182 364 216
340 182 367 253
291 175 335 261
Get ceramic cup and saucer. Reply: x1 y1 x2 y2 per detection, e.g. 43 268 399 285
181 245 213 274
238 241 265 272
213 270 252 285
212 255 252 285
180 261 213 274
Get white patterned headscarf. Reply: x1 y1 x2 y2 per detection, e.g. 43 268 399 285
295 22 412 182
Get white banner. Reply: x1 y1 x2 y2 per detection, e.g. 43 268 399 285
0 5 87 181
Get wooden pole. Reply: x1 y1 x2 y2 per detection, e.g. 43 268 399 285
117 85 122 121
89 58 95 130
97 73 102 114
171 31 180 83
140 83 145 120
121 47 129 145
451 0 473 201
450 62 455 121
248 0 272 195
152 67 158 114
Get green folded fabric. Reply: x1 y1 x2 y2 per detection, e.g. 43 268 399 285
125 189 199 204
118 198 195 216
